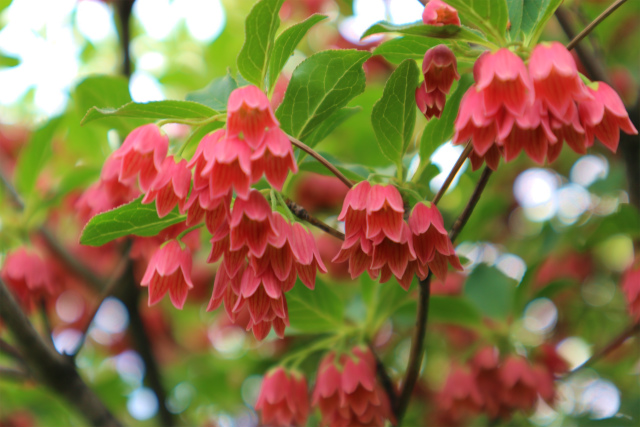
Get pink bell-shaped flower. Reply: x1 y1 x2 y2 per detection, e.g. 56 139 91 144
229 189 277 258
255 367 310 427
422 0 460 26
250 127 298 190
226 85 279 150
141 156 191 218
141 240 194 309
114 124 168 192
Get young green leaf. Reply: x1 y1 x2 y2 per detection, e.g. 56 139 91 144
236 0 285 88
0 52 19 68
186 72 239 112
430 296 483 327
267 14 327 91
298 152 370 181
362 21 489 46
506 0 524 38
276 49 370 141
419 74 473 162
373 36 446 64
81 101 218 126
303 106 361 148
287 279 345 333
445 0 509 43
80 196 186 247
371 59 420 168
73 75 147 135
524 0 563 45
464 264 517 320
14 116 63 197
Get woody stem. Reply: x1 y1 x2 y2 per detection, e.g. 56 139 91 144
431 141 473 206
566 0 628 51
285 199 346 241
288 135 354 189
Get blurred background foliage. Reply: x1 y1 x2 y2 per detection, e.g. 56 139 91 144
0 0 639 426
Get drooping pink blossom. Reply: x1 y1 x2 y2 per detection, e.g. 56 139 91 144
422 0 460 26
578 81 638 152
337 181 371 238
184 188 231 234
370 222 417 290
452 85 500 157
255 367 310 427
332 231 376 279
141 156 191 217
1 247 56 313
114 124 168 192
200 135 253 199
187 129 225 191
226 85 279 149
141 240 194 309
621 260 640 322
416 81 446 120
207 258 245 321
229 189 277 258
475 49 534 117
423 44 460 95
312 347 393 427
435 366 483 424
290 221 327 289
366 184 405 243
250 127 298 190
529 42 590 117
499 356 539 413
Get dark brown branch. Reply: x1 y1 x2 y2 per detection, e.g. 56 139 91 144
285 199 345 240
568 322 640 375
0 278 121 427
565 0 628 51
115 0 135 78
369 344 398 417
432 142 472 206
117 264 175 427
395 274 431 424
288 135 354 189
0 338 24 361
0 366 31 382
449 167 493 242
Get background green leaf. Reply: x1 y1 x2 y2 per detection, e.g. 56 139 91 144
82 101 218 126
464 264 517 320
362 21 488 45
445 0 509 42
14 116 63 197
236 0 285 87
506 0 524 38
525 0 562 44
286 278 344 333
267 14 327 91
80 196 186 246
186 72 239 112
276 49 370 141
371 59 420 167
373 36 445 64
430 296 483 327
303 106 361 149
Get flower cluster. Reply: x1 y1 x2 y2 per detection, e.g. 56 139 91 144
433 346 565 424
452 43 638 170
422 0 460 27
334 182 462 289
416 45 460 120
117 86 322 340
255 347 393 427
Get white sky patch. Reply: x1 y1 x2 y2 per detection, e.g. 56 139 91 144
130 70 165 102
513 168 559 222
388 0 424 24
178 0 225 42
76 0 115 43
430 142 468 195
570 155 608 188
127 387 158 420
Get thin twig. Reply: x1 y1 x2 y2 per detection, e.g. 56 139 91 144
568 322 640 376
39 299 54 348
288 135 354 189
0 366 31 382
285 199 346 240
449 167 493 242
566 0 628 51
0 278 121 427
432 142 473 206
369 343 399 418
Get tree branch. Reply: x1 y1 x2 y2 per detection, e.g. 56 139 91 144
288 135 354 189
565 0 628 51
0 366 31 382
449 167 493 242
285 199 345 240
432 142 472 206
369 343 398 416
0 278 121 427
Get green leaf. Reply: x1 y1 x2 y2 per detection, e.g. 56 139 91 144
587 204 640 246
506 0 524 38
236 0 285 87
267 14 327 90
81 100 218 126
0 52 19 68
524 0 562 44
185 72 238 112
287 279 344 333
445 0 509 42
362 21 489 46
80 196 186 246
464 264 517 320
14 116 63 196
430 296 483 327
276 49 370 141
73 75 143 134
304 106 361 148
419 74 473 162
373 36 445 64
371 59 420 167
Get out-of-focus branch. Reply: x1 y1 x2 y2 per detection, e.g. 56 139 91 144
0 366 31 382
369 344 398 416
0 338 24 361
449 166 493 242
285 199 345 240
565 0 628 51
115 0 135 78
432 142 472 206
0 278 121 427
